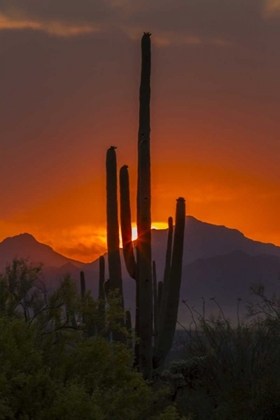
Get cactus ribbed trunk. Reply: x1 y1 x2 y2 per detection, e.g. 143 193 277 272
136 32 153 379
155 198 186 369
114 32 186 375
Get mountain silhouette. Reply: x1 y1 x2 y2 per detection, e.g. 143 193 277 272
1 218 280 325
178 249 280 325
0 233 83 270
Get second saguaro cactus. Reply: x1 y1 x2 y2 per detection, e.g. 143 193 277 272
106 146 123 301
106 146 124 341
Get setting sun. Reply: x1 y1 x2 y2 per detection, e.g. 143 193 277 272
120 222 168 247
131 226 138 241
132 223 168 241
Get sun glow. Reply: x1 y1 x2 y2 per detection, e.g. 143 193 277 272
132 222 168 241
131 226 138 241
120 222 168 247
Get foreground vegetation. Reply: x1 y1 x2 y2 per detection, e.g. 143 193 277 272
0 258 187 419
1 258 280 419
162 292 280 420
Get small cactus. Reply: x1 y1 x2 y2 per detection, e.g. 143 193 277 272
152 260 158 344
80 271 86 298
98 256 106 334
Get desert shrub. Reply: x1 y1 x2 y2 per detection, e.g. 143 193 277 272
160 296 280 420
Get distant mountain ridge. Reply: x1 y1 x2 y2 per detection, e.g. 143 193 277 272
0 233 84 270
1 217 280 325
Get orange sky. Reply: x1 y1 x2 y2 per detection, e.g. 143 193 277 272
1 0 280 262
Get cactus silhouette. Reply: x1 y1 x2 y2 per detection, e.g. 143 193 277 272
152 260 158 345
157 281 163 318
106 146 125 341
98 256 106 335
155 198 186 369
79 263 106 337
80 271 86 298
158 217 173 339
120 165 136 279
106 146 123 299
106 33 186 378
136 31 153 378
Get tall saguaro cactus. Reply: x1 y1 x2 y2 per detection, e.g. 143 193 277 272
136 32 153 379
106 33 186 378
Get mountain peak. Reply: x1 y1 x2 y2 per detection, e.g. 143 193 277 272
1 233 38 245
0 232 83 270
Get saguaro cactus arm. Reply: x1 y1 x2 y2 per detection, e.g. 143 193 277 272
106 147 125 342
158 216 173 335
106 146 123 300
155 198 186 369
120 165 137 280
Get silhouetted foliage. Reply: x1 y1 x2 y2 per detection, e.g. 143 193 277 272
0 258 188 419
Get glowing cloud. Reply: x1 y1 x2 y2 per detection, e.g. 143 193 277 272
264 0 280 16
0 12 101 36
122 26 228 47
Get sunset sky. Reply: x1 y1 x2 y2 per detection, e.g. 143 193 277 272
1 0 280 262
